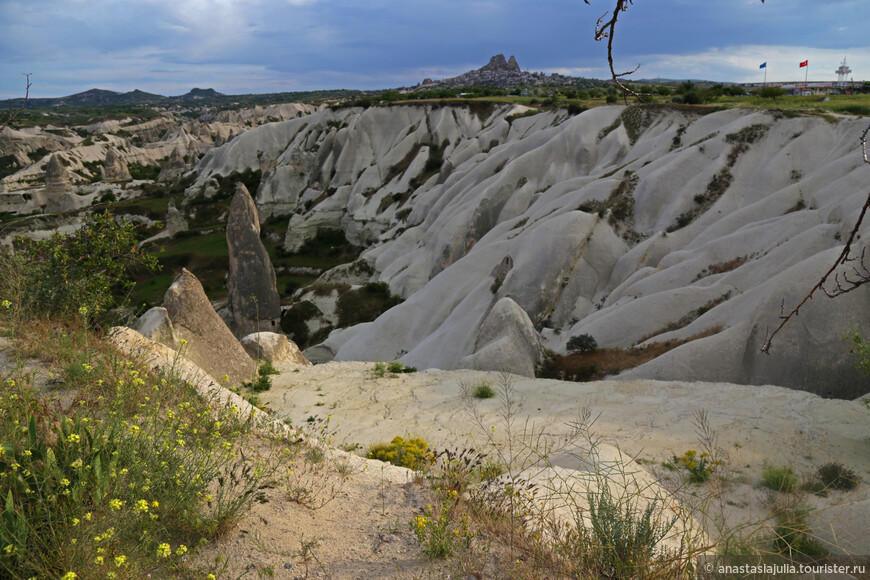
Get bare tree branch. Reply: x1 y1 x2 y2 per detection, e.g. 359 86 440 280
0 73 32 133
586 1 766 101
760 121 870 353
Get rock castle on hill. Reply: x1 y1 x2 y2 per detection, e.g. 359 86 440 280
417 53 592 88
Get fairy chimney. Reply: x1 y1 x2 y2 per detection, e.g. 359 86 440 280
44 154 73 194
102 148 132 182
226 183 281 336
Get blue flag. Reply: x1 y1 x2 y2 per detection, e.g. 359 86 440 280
759 62 767 69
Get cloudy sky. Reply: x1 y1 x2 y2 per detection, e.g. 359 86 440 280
1 0 868 98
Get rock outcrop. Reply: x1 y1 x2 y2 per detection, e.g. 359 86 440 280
418 54 583 88
101 148 132 182
161 268 257 386
188 104 870 398
240 332 311 366
226 183 281 336
458 297 543 378
158 146 187 182
131 306 177 348
44 154 73 194
165 199 188 237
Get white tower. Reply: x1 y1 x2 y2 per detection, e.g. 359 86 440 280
835 57 852 86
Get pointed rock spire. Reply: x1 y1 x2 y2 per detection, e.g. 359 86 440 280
226 183 282 336
158 146 186 182
44 154 72 194
102 148 132 182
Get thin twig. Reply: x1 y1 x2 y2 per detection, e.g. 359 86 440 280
761 121 870 353
1 73 32 133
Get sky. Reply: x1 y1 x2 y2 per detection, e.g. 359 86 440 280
1 0 868 99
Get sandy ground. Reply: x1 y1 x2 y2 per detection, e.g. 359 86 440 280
261 362 870 555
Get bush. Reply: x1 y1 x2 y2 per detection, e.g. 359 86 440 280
587 487 676 578
772 505 828 557
761 465 799 493
0 328 274 578
472 382 495 399
1 212 158 321
567 334 598 353
816 462 860 491
367 436 429 469
387 360 416 374
336 282 402 327
668 450 719 483
127 162 161 181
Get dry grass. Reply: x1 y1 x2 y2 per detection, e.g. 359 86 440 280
540 327 723 381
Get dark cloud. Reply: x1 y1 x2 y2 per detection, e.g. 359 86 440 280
0 0 867 97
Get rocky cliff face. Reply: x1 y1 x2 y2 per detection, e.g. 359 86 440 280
187 103 870 397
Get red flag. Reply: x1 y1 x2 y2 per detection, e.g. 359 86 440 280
799 60 808 68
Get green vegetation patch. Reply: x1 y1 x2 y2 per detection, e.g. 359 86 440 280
336 282 403 327
127 162 160 181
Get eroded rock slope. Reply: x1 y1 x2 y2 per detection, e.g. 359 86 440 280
187 104 870 397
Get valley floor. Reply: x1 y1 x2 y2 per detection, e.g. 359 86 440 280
261 361 870 556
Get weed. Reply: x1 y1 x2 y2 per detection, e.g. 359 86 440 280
761 465 800 493
472 382 496 399
586 486 677 578
667 450 721 483
815 462 861 491
771 504 828 558
410 488 472 559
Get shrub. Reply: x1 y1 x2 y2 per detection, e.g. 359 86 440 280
567 334 598 353
409 488 471 559
367 436 429 470
0 327 275 578
669 450 719 483
1 212 159 321
761 465 799 493
336 282 402 327
816 462 860 491
472 382 495 399
387 360 416 374
587 487 676 578
241 361 278 393
772 505 828 557
127 162 161 181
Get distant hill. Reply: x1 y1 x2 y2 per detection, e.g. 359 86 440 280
4 87 357 111
5 87 225 109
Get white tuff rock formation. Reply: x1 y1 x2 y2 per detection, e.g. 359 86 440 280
187 104 870 397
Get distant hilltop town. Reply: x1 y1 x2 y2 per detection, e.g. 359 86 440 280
415 54 607 89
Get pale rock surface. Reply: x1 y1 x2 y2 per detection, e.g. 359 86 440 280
165 198 188 237
158 146 187 182
131 306 177 348
186 104 870 397
240 332 311 366
161 268 257 386
260 362 870 554
225 183 281 335
44 153 73 194
312 260 374 287
457 297 542 377
101 147 131 182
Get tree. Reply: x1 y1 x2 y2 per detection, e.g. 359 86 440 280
758 86 786 101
